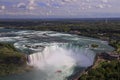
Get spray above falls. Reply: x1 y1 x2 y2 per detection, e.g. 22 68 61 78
0 29 114 80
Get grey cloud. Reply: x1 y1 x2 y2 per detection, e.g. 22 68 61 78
0 0 120 18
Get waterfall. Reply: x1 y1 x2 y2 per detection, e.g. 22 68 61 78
0 29 114 80
28 43 95 70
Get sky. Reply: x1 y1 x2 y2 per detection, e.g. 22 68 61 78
0 0 120 18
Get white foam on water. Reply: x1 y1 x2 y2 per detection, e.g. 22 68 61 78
27 44 95 80
48 33 72 37
0 29 114 80
0 37 16 42
28 45 76 80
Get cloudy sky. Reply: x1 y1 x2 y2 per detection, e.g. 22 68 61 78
0 0 120 18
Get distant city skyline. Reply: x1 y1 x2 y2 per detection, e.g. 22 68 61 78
0 0 120 18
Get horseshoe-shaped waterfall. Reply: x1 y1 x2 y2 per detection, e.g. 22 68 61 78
0 29 114 80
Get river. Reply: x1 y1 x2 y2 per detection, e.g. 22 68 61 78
0 29 114 80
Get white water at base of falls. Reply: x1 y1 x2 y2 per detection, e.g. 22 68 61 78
0 29 114 80
27 44 95 80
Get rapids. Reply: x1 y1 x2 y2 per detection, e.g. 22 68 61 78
0 29 114 80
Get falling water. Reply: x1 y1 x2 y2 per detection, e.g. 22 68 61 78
26 43 95 80
0 29 114 80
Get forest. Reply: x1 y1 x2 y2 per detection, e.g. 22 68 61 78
79 60 120 80
0 43 29 76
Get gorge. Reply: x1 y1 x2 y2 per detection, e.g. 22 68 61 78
0 29 114 80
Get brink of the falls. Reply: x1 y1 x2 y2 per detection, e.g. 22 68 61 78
27 43 95 80
0 29 114 80
28 44 95 68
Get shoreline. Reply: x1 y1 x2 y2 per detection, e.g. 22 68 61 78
72 53 98 80
0 65 33 77
0 43 33 76
0 28 119 79
77 51 120 80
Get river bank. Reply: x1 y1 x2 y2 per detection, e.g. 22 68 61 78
0 43 32 76
0 27 118 79
77 32 120 80
78 52 120 80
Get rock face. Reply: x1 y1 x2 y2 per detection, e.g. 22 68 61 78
99 52 120 60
